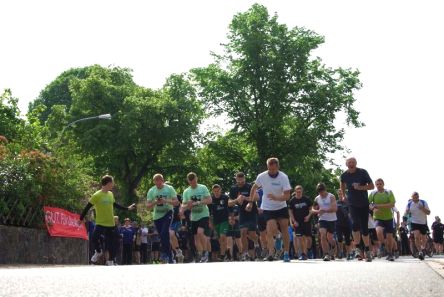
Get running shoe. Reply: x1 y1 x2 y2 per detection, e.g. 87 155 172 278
394 251 400 259
283 252 290 263
105 260 114 266
298 254 308 261
323 255 331 261
365 250 372 262
264 255 274 262
387 254 394 262
90 251 103 263
418 251 424 260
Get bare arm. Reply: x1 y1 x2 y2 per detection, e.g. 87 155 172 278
340 182 346 200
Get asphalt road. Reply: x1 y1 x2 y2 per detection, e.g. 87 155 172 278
1 256 443 297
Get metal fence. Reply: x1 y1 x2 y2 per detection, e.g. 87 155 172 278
0 195 44 227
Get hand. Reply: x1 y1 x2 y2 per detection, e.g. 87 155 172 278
258 208 264 215
128 203 136 210
187 200 193 209
237 195 245 204
245 202 253 212
318 210 325 216
291 220 299 228
352 183 360 190
341 196 347 202
304 216 310 222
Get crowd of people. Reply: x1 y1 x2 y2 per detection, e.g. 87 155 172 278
79 157 444 265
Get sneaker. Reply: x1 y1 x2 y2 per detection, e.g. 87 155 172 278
354 248 361 259
387 254 394 262
365 250 372 262
323 255 331 261
241 252 248 262
418 251 425 260
346 254 353 261
298 254 308 261
199 253 209 263
261 249 269 259
394 251 400 259
254 245 262 259
377 247 383 258
264 255 274 262
283 252 290 263
176 250 184 263
106 260 114 266
91 251 103 263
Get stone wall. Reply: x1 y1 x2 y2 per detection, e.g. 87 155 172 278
0 225 88 265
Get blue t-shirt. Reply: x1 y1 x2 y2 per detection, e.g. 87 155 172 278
340 168 373 207
120 226 135 245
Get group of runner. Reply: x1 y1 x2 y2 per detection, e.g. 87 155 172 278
79 156 435 265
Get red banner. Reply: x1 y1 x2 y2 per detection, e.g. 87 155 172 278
44 206 88 240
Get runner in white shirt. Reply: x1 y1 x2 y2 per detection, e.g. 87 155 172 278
404 192 431 260
250 158 292 262
312 183 337 261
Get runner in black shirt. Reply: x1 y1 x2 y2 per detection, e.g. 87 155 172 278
288 185 312 260
340 157 374 262
229 172 260 260
210 184 230 261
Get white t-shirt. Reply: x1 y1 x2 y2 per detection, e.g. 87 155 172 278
141 227 149 244
255 171 292 211
314 193 337 222
407 200 430 225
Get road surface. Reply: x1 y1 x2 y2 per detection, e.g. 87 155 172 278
1 256 443 297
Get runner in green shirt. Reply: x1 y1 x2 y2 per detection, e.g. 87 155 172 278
181 172 212 263
368 178 396 261
147 174 179 263
79 175 136 265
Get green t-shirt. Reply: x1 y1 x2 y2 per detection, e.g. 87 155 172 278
147 184 177 220
182 184 210 221
368 190 396 221
89 190 115 227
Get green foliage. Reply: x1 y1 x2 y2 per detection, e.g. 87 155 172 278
192 4 362 174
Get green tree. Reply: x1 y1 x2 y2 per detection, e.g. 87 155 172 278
192 4 362 177
63 67 204 203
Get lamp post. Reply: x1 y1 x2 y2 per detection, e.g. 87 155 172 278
57 113 112 146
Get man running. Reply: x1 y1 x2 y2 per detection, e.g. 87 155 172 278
404 192 431 260
182 172 212 263
210 184 230 261
368 178 396 261
250 158 292 262
147 174 179 264
170 194 184 263
336 189 353 260
288 185 312 260
340 157 374 262
432 216 444 255
229 172 260 261
79 175 136 266
312 183 337 261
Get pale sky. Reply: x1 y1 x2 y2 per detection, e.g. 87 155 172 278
1 0 443 224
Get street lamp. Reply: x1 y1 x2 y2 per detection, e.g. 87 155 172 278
57 113 112 146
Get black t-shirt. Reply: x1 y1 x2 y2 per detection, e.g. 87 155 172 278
210 194 230 224
336 200 351 227
432 222 444 237
288 195 312 222
340 168 373 207
229 183 257 220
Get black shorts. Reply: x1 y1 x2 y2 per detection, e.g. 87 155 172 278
258 213 267 232
411 223 428 235
375 219 394 234
295 221 312 237
433 235 444 244
336 225 352 245
226 222 241 239
263 207 289 222
349 205 369 236
191 217 210 235
151 242 160 252
369 229 378 243
239 216 258 232
319 220 336 234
